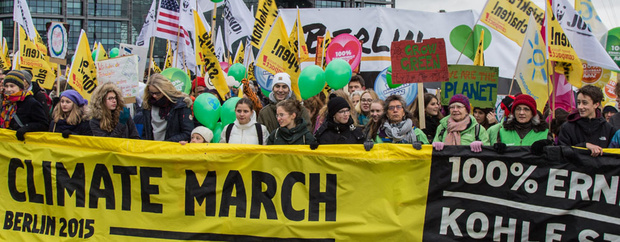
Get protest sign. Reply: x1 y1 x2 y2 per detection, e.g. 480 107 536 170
119 44 148 80
325 33 362 72
46 22 68 60
441 65 498 108
95 55 140 98
390 39 449 84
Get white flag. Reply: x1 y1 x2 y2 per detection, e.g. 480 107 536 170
14 0 36 40
136 0 157 46
179 0 197 33
574 0 608 45
553 0 619 71
223 0 254 51
214 27 226 62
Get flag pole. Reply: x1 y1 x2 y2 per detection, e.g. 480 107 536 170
211 3 217 37
147 36 155 79
175 25 181 68
12 24 17 56
455 17 482 64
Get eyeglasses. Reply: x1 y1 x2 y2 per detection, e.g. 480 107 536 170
361 98 373 103
388 105 403 111
337 109 350 114
149 91 162 96
449 104 465 110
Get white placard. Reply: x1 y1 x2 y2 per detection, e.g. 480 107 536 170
96 55 140 98
119 43 149 80
47 22 68 59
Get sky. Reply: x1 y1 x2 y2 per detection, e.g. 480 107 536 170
395 0 620 29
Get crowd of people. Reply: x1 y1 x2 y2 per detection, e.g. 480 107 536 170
1 68 620 157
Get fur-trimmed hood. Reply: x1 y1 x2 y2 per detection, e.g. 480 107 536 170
88 83 124 120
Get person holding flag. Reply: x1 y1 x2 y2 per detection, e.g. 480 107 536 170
1 70 49 141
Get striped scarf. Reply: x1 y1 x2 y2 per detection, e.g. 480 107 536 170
1 91 32 128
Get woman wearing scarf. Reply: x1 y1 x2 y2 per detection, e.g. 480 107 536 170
141 74 194 142
374 95 428 144
314 95 365 144
489 94 549 146
49 90 92 137
1 70 48 140
432 94 489 152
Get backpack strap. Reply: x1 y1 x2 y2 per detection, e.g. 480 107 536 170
255 123 263 145
225 124 234 143
437 127 446 142
475 124 481 141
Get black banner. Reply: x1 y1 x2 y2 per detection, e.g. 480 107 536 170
424 146 620 241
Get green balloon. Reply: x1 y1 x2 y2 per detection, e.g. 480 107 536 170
194 93 221 130
211 122 224 143
298 65 326 100
211 0 223 2
228 63 246 82
386 66 402 89
325 59 352 90
221 97 241 125
261 88 271 97
160 68 192 94
109 47 120 58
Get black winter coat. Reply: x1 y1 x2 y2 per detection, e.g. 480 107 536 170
8 95 49 132
141 97 194 142
314 118 364 144
558 110 617 148
49 119 92 136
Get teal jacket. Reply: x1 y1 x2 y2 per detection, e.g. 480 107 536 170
433 115 490 146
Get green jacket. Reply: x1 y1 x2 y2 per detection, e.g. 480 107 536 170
433 115 490 146
487 122 503 146
498 128 548 146
267 119 316 145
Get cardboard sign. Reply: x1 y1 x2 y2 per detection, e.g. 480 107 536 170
96 55 140 98
119 43 148 79
390 38 449 84
441 65 498 108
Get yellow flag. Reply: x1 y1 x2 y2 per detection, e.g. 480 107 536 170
95 43 108 61
289 8 310 63
256 15 301 100
473 29 485 66
251 0 279 49
233 43 245 64
68 30 98 101
480 0 544 46
0 38 10 71
193 10 230 99
34 31 48 57
321 31 332 69
18 26 55 89
545 1 583 88
151 59 161 73
164 40 173 70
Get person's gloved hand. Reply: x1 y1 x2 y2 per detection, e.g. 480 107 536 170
493 142 507 154
119 107 130 124
15 127 28 141
62 130 71 138
531 139 553 156
432 142 444 151
364 140 374 151
470 141 483 153
412 141 422 150
310 141 319 150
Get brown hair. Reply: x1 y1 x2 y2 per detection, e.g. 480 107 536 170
276 98 303 119
235 97 255 111
89 83 125 132
409 93 443 127
577 85 604 104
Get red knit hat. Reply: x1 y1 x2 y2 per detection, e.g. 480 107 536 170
192 77 206 91
511 94 536 115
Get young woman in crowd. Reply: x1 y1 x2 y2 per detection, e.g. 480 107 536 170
267 98 315 145
364 99 385 143
350 91 362 110
472 106 498 129
488 94 548 146
220 98 269 144
315 90 357 132
432 94 489 152
368 95 428 144
49 90 92 137
356 90 379 128
141 74 194 142
558 85 617 156
410 93 444 142
89 83 140 139
314 95 365 144
180 126 213 144
0 70 48 140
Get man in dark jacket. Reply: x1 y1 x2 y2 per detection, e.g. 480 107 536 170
558 85 617 157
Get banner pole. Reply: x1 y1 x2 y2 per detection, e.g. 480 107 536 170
147 36 155 79
12 24 17 57
418 83 426 129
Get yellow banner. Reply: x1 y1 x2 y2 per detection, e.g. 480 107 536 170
251 0 279 50
95 43 108 62
480 0 544 46
546 1 583 88
0 38 11 71
256 16 301 100
233 43 245 64
289 9 310 63
0 129 429 241
164 40 173 70
68 30 97 101
473 29 485 66
19 26 55 90
193 9 230 100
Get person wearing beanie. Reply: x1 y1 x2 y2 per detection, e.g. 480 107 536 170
559 85 617 156
603 105 618 122
314 95 365 145
191 76 207 98
487 94 549 147
191 126 213 143
49 90 92 137
257 72 312 133
365 95 428 146
18 70 53 119
0 70 49 140
433 94 489 152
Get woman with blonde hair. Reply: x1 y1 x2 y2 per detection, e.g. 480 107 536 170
140 73 194 142
49 90 91 137
89 83 140 138
355 89 379 127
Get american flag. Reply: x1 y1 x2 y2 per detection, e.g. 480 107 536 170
155 0 190 45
